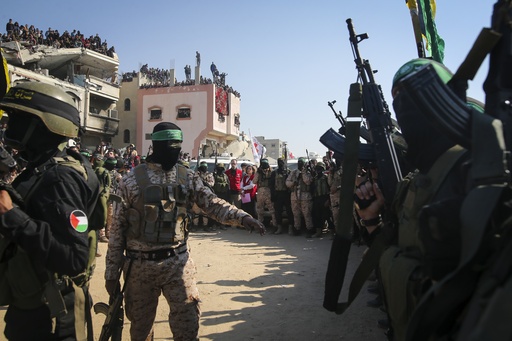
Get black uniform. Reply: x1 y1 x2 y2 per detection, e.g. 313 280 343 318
0 150 99 340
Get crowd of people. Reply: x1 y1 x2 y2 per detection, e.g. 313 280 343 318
4 5 512 340
121 62 242 98
3 18 115 57
0 78 265 339
193 155 346 239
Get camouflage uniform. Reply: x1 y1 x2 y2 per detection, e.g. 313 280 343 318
285 168 314 232
105 162 250 341
327 166 343 231
193 170 215 227
253 167 276 225
106 168 123 237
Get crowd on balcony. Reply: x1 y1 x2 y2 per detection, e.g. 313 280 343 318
2 18 116 58
121 63 241 98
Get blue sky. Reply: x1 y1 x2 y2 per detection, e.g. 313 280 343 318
2 1 494 157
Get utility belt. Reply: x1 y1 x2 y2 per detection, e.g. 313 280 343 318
126 244 188 261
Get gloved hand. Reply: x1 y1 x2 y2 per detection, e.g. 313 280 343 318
242 216 266 236
105 279 120 296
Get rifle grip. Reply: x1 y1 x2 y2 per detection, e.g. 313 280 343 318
353 193 376 210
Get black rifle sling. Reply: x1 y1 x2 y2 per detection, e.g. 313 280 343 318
323 83 362 313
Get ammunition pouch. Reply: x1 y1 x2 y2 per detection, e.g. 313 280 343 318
0 241 46 309
379 246 424 341
399 64 474 149
128 164 190 244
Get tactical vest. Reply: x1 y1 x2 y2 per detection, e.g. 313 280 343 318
379 145 467 341
299 174 311 193
258 170 271 188
126 163 190 245
0 154 100 340
313 175 330 197
274 170 288 191
213 173 229 194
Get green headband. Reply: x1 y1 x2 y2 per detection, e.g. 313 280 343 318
151 129 183 141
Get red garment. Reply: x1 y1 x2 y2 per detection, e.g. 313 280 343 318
225 168 243 191
242 174 257 199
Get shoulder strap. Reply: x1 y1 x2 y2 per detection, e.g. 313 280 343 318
53 156 88 180
324 83 363 313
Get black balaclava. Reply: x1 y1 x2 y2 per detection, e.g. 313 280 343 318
277 158 286 170
150 122 182 171
260 159 270 170
5 111 65 166
393 92 455 173
316 167 324 177
104 157 117 171
298 158 305 171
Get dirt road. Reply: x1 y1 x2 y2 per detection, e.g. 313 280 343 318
0 228 388 341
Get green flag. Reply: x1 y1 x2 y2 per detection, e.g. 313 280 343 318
418 0 445 63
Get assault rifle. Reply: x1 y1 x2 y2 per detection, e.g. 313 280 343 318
323 18 405 314
346 18 404 202
327 100 372 142
94 259 132 341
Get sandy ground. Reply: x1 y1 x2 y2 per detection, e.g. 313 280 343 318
0 228 388 341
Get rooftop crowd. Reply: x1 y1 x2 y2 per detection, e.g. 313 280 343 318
121 64 241 98
2 18 116 57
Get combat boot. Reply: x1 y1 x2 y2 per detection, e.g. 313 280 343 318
312 228 322 238
305 229 315 238
274 225 283 235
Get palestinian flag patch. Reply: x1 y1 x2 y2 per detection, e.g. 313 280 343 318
70 210 88 233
